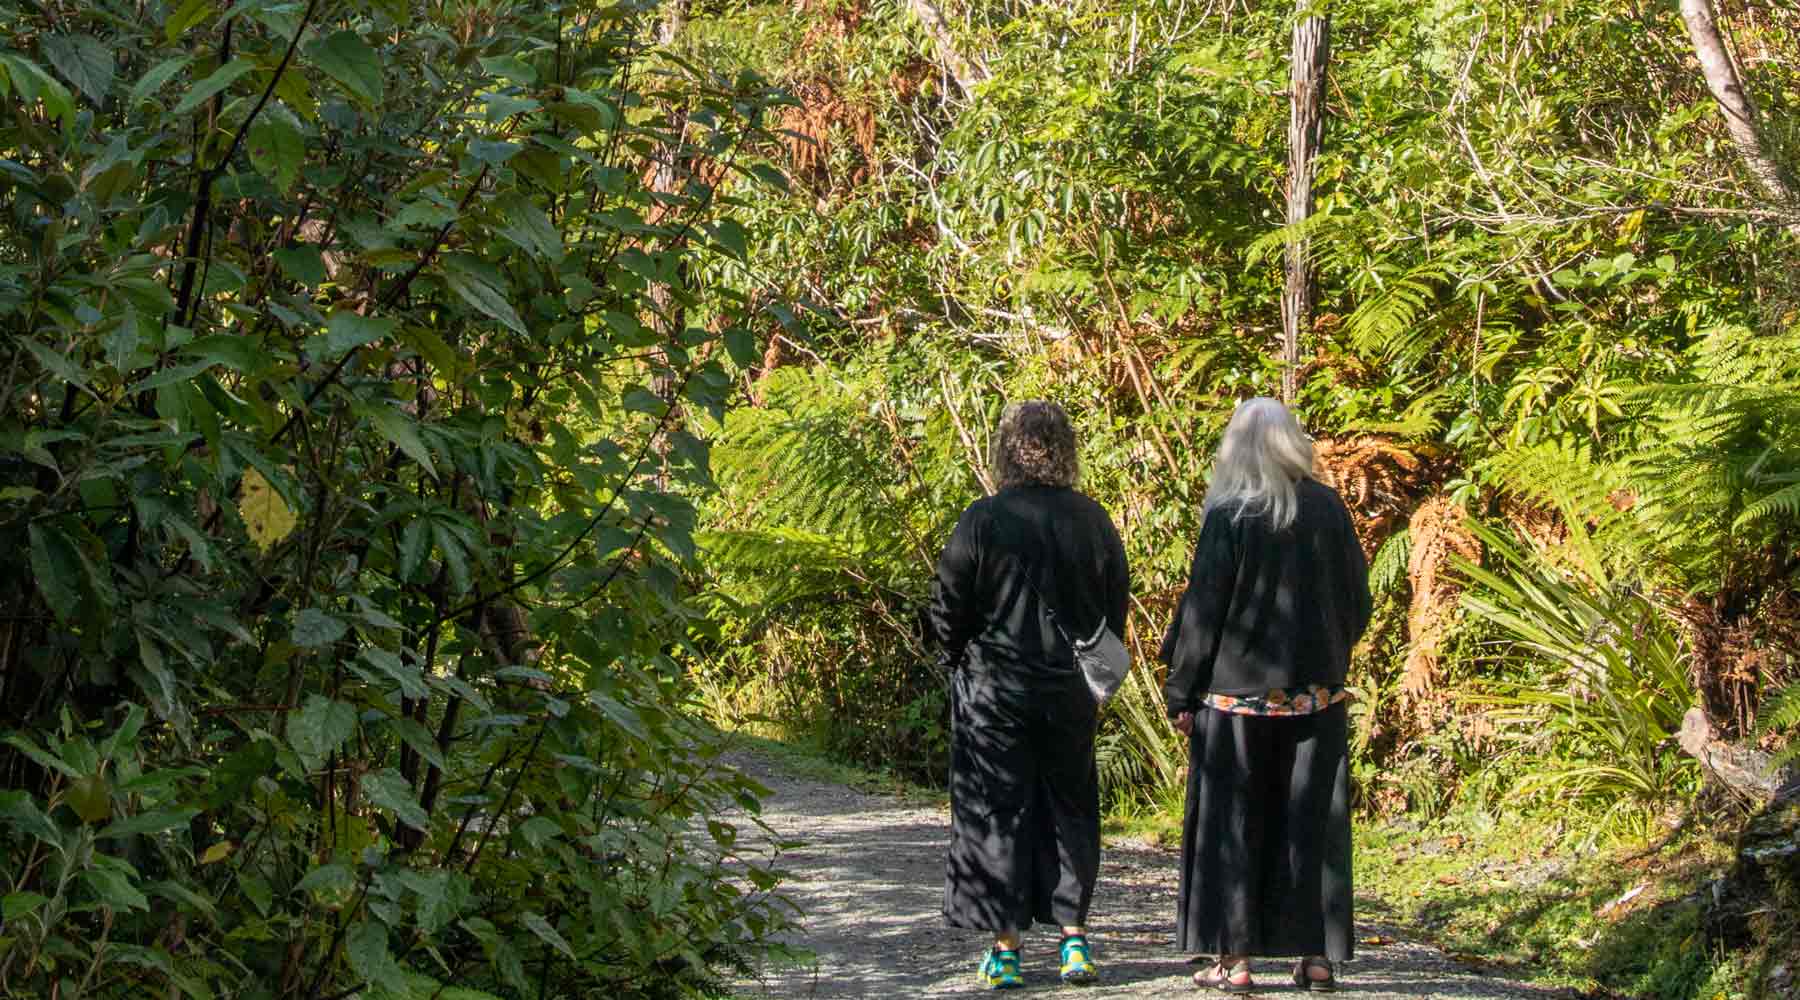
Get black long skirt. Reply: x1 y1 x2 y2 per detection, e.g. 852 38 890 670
1176 702 1353 960
944 668 1100 931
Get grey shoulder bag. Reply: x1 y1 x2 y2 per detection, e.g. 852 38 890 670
1023 573 1132 707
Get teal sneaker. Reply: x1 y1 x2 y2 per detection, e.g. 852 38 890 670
1059 934 1098 986
978 948 1025 990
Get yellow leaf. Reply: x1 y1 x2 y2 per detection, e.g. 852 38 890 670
67 773 112 823
239 467 297 552
200 841 233 865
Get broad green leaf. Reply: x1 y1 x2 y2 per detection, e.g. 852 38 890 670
711 218 749 261
0 791 63 846
165 0 216 40
67 773 113 823
308 31 383 104
362 403 437 477
28 522 85 622
521 911 575 959
41 34 115 103
21 338 94 394
173 59 256 115
723 327 757 368
128 56 192 104
296 863 353 894
363 647 429 699
2 892 49 921
82 867 150 912
0 55 76 123
477 55 536 85
362 768 429 831
148 879 217 918
493 194 563 261
442 257 525 334
289 695 357 768
248 112 304 193
325 310 398 354
396 870 458 935
468 139 521 165
100 808 200 840
274 246 329 285
239 467 297 552
389 717 445 771
292 608 348 648
346 921 409 993
3 734 81 779
183 334 265 373
397 518 430 581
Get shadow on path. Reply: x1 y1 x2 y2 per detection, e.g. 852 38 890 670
729 747 1564 998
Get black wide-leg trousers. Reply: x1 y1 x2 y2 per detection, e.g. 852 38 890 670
943 669 1100 932
1176 702 1354 960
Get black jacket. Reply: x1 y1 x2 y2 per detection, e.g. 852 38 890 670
1160 478 1372 713
926 486 1130 686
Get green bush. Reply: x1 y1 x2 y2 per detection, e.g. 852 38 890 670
0 0 795 995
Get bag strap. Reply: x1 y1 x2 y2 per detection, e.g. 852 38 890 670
1004 550 1093 655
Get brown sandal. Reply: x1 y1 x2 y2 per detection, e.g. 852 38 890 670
1194 957 1253 993
1291 957 1337 992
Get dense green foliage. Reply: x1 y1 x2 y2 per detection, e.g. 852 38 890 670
689 0 1800 826
0 1 798 996
4 0 1799 995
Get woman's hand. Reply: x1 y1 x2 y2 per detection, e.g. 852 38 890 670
1172 711 1194 737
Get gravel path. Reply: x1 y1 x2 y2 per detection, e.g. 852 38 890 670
729 746 1562 999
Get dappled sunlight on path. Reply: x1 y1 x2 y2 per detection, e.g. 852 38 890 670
728 746 1564 998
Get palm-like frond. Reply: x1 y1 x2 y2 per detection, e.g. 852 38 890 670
1455 520 1697 806
1757 684 1800 767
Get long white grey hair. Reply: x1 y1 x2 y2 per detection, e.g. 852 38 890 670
1202 397 1315 531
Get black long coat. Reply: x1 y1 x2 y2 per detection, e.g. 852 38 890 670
925 484 1129 931
1160 477 1372 709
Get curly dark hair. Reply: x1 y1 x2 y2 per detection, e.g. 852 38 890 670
990 400 1079 489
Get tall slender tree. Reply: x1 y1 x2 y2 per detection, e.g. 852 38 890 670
1679 0 1799 224
1282 2 1331 403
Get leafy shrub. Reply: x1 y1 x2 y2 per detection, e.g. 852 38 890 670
0 0 795 995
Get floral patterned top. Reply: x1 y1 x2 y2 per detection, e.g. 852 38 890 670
1202 684 1349 717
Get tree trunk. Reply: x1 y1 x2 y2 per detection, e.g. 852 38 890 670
1679 708 1800 805
908 0 988 98
652 5 691 481
658 0 688 46
1281 5 1330 404
1679 0 1800 213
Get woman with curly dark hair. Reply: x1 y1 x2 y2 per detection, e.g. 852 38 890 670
925 400 1130 990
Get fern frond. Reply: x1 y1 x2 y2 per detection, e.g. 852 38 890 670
1342 387 1454 440
1734 476 1800 529
1757 684 1800 767
1478 440 1652 584
1343 261 1456 366
1242 210 1357 269
1369 529 1411 595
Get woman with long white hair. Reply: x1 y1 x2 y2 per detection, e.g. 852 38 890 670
1160 397 1371 993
